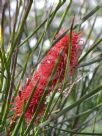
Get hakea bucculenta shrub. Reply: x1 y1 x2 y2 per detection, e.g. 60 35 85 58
13 31 83 123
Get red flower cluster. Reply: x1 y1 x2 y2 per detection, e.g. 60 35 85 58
14 31 82 122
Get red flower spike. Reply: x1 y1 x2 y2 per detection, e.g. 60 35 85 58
14 31 83 123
